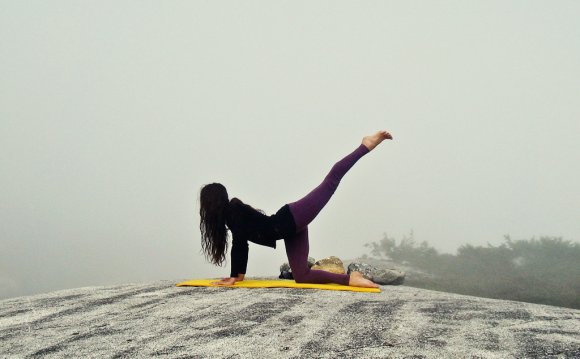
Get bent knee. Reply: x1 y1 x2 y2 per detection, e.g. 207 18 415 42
292 270 309 283
293 277 307 284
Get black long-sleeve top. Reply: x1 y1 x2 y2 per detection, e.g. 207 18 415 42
226 197 297 278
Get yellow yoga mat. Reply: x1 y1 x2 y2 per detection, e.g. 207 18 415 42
176 279 381 293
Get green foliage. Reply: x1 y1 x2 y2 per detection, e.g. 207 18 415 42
364 233 580 309
364 230 439 267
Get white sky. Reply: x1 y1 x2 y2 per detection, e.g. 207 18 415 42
1 1 579 299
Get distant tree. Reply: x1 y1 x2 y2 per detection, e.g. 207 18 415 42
364 233 580 309
364 230 438 266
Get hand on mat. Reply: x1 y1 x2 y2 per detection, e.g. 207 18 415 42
211 277 238 286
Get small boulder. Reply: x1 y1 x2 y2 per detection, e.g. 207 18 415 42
347 262 405 285
279 270 294 280
310 256 346 274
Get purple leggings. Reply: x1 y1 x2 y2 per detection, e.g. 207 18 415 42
285 143 370 285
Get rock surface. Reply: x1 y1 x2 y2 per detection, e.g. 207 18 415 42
347 261 405 285
345 256 434 283
1 278 579 358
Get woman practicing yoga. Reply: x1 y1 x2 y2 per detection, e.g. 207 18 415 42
199 130 393 288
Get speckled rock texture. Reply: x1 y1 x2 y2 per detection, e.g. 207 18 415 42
1 278 579 358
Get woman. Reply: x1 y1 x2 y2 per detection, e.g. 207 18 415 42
199 130 393 288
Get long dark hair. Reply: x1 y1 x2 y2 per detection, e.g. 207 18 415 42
199 183 230 267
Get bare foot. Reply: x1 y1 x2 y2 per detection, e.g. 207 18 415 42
348 271 380 288
362 130 393 151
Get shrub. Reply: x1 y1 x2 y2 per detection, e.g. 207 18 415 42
364 233 580 309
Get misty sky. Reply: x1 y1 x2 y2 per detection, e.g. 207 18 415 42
1 1 579 299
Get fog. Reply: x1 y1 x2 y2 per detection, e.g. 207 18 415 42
1 1 579 299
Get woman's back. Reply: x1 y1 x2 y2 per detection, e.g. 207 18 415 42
227 198 278 245
226 197 297 248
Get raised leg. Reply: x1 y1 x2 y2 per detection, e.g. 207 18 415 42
283 131 391 288
288 143 370 230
